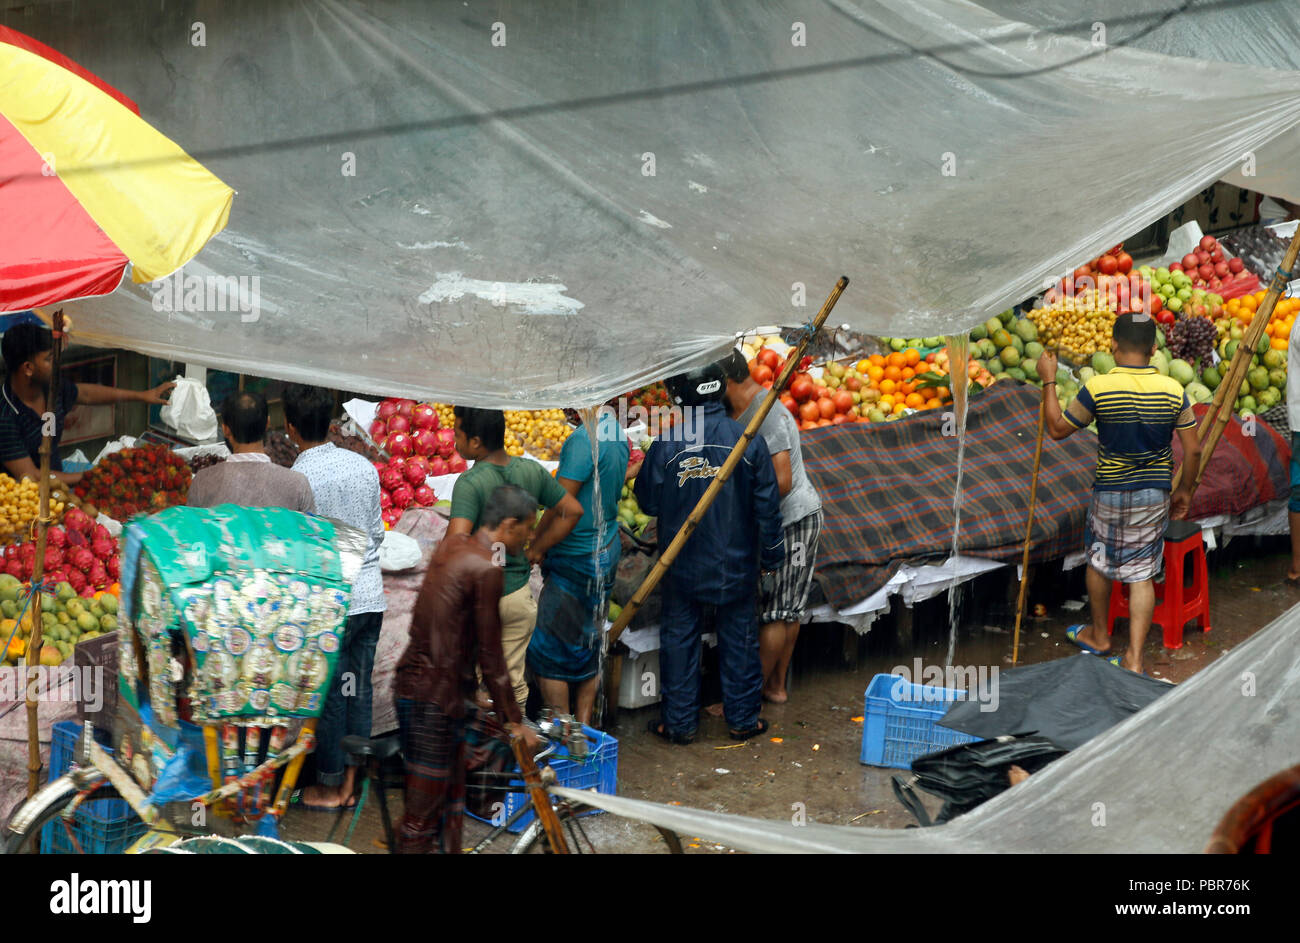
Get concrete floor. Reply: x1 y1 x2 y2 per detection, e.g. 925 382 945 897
278 537 1299 853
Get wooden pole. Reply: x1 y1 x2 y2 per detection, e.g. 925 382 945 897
512 737 569 854
606 276 849 647
25 309 64 797
1173 228 1300 493
1011 394 1048 666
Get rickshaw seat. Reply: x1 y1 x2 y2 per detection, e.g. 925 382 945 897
341 734 401 762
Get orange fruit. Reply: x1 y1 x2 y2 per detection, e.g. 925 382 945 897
905 392 925 408
903 348 921 367
892 403 907 415
869 354 886 368
884 365 902 382
879 394 895 409
887 352 907 368
867 366 884 383
856 359 872 374
1271 336 1288 350
901 367 915 381
879 379 896 395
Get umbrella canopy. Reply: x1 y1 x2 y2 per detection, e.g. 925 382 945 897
0 24 234 312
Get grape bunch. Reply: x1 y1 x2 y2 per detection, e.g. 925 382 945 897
187 453 226 474
1167 316 1216 364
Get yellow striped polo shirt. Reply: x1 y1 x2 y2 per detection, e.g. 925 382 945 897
1063 365 1196 492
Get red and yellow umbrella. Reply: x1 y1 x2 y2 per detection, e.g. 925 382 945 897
0 25 233 312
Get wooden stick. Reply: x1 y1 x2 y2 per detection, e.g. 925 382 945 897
512 736 569 854
1173 227 1300 492
25 309 64 797
1012 394 1048 666
606 277 849 646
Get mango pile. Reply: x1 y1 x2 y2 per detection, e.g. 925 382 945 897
1 575 119 666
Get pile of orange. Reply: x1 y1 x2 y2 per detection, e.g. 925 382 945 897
1233 291 1299 351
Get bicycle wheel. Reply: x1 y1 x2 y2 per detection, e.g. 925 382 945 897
508 803 594 854
2 774 98 855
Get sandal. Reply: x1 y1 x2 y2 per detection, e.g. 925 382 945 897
728 718 770 742
647 719 695 745
1105 654 1150 677
1065 623 1111 656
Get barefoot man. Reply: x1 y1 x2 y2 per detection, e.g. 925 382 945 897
1039 312 1201 674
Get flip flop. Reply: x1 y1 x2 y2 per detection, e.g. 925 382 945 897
1065 624 1111 656
295 792 358 813
647 719 695 745
1105 654 1151 677
728 718 770 742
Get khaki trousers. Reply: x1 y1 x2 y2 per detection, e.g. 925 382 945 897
498 584 537 710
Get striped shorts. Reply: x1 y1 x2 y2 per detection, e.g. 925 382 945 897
1084 488 1169 584
761 508 823 623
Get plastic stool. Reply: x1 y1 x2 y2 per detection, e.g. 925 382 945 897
1106 518 1211 650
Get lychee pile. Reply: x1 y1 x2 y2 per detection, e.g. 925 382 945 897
73 444 192 521
2 507 119 596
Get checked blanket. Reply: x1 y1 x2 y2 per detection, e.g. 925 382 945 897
801 382 1097 611
801 382 1290 611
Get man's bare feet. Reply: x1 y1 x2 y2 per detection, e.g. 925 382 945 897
704 702 724 718
762 686 788 704
301 784 350 809
1007 764 1029 786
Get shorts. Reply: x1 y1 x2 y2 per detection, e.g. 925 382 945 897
1084 488 1169 584
1289 433 1300 513
760 508 822 623
528 546 618 684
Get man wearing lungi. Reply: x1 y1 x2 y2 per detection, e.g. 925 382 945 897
394 485 542 853
1038 312 1202 675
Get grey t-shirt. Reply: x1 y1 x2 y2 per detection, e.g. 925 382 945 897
739 396 821 527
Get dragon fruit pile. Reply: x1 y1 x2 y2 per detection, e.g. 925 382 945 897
369 399 469 472
374 455 442 527
2 507 118 595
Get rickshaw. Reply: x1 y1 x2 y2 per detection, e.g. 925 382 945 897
4 504 368 852
3 504 626 854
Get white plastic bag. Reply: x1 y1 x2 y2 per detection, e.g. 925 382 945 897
379 530 422 572
159 376 218 442
91 436 136 467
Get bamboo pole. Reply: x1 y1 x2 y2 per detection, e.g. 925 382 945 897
25 309 64 797
1173 227 1300 492
606 277 849 647
1011 394 1048 666
512 737 569 854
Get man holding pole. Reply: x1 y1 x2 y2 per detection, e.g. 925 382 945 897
635 363 785 742
1038 312 1201 675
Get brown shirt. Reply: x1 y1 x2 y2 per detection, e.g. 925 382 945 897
187 455 317 513
394 531 521 724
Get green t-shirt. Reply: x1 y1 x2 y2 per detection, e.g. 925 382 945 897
449 456 567 595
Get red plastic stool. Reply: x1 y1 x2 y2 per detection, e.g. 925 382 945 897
1106 518 1211 650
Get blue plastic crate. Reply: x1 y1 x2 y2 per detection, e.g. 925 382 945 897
468 726 617 834
860 673 979 769
41 721 149 854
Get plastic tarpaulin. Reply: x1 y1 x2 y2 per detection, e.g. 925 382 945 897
9 0 1300 406
978 0 1300 202
556 598 1300 852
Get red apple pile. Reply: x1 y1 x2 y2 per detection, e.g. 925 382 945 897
1048 244 1158 316
2 508 119 595
1169 234 1259 297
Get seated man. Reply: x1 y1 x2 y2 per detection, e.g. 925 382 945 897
394 484 542 854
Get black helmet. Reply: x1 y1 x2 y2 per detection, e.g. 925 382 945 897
664 362 726 407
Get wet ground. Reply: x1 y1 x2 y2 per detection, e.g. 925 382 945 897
278 536 1300 853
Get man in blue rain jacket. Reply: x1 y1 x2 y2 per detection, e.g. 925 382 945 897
635 361 785 744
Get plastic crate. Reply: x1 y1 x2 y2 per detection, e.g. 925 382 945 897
860 673 979 770
41 721 149 854
468 726 617 834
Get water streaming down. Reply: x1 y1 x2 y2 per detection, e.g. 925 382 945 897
943 333 971 668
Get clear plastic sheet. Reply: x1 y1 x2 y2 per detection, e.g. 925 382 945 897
11 0 1300 406
557 601 1300 852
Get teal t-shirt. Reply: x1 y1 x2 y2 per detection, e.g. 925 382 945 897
552 412 629 561
449 456 567 595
